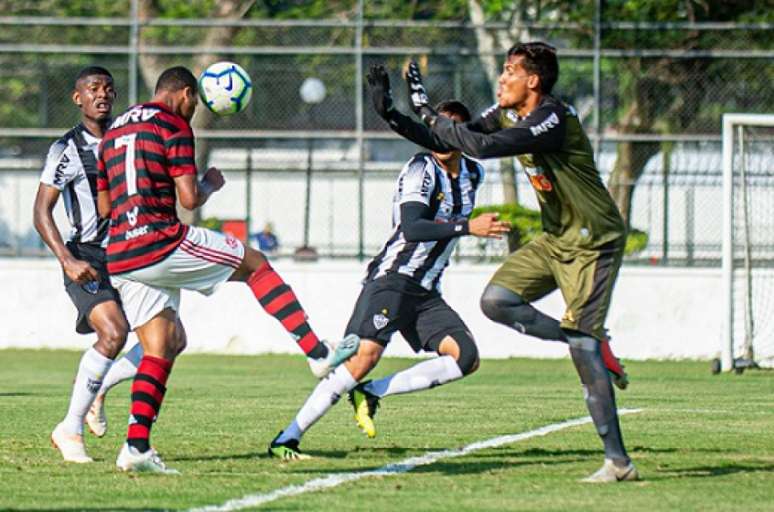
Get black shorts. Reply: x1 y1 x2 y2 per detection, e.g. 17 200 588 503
345 273 471 352
63 242 121 334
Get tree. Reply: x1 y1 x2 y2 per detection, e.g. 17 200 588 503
136 0 257 223
467 0 528 210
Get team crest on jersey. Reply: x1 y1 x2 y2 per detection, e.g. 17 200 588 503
82 280 99 295
373 310 389 330
126 206 139 227
225 234 238 249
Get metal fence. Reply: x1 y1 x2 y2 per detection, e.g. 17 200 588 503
0 2 772 263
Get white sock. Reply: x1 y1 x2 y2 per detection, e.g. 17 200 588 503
97 342 143 397
363 355 463 398
276 365 358 443
61 348 113 435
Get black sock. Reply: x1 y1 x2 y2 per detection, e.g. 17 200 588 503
565 331 629 464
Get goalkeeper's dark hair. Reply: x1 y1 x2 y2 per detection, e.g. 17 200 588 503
506 42 559 94
155 66 198 94
74 66 113 89
435 100 471 122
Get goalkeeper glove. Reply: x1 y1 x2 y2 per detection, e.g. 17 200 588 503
404 60 438 126
366 64 395 120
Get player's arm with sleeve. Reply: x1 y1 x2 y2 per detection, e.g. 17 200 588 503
387 103 505 155
168 126 222 209
35 140 98 283
399 159 508 242
430 102 566 159
367 64 455 153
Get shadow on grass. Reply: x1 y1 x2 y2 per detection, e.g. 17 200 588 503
291 447 596 476
169 448 355 462
168 451 266 462
659 463 774 479
0 392 34 397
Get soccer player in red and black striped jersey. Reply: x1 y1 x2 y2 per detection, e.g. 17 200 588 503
97 66 359 473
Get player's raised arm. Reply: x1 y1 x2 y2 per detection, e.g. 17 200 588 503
430 102 567 159
403 58 566 159
367 64 454 153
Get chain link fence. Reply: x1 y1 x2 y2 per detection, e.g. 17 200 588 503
0 4 772 263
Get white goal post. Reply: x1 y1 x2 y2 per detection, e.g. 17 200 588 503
721 113 774 372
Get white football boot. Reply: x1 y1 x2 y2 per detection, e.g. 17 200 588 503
85 394 107 437
116 444 180 475
307 334 360 379
51 422 93 463
582 458 640 483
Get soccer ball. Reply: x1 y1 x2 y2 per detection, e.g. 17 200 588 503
198 61 253 115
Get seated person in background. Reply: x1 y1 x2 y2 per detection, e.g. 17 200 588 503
255 222 279 253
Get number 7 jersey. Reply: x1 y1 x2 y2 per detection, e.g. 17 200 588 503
97 102 197 275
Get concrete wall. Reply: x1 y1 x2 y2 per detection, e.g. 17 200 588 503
0 258 721 360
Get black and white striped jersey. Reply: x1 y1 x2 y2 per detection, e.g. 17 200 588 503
365 153 484 291
39 124 108 246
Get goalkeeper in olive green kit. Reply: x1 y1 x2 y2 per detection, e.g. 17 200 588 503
367 42 638 482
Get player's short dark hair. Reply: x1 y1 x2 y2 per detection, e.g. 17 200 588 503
74 66 113 88
435 100 471 122
155 66 198 94
506 42 559 94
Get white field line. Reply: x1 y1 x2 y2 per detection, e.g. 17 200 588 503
187 408 642 512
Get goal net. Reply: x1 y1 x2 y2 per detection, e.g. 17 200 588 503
721 114 774 371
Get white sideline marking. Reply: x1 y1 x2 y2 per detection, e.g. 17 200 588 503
187 408 642 512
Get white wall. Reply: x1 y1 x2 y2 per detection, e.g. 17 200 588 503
0 258 722 360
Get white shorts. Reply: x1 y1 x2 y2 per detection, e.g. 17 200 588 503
111 225 245 329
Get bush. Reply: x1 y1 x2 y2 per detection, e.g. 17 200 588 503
624 228 648 255
471 203 542 251
199 217 224 232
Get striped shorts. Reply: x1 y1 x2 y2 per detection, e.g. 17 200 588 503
110 225 245 330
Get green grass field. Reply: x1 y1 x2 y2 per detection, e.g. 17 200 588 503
1 349 772 511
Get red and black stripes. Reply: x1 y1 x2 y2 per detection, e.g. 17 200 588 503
247 261 325 358
97 102 197 274
180 238 241 269
126 355 173 453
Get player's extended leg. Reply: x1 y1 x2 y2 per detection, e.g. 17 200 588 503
564 331 638 483
482 285 628 388
116 308 183 474
351 332 479 438
480 284 566 341
230 247 359 377
268 339 383 459
52 300 128 463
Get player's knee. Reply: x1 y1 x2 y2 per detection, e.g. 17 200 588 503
346 339 382 380
174 328 188 356
94 319 129 359
449 330 479 376
231 247 267 282
480 284 526 324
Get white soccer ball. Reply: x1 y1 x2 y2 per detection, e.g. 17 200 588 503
198 61 253 115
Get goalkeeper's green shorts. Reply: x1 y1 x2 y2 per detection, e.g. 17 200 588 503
488 233 624 340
